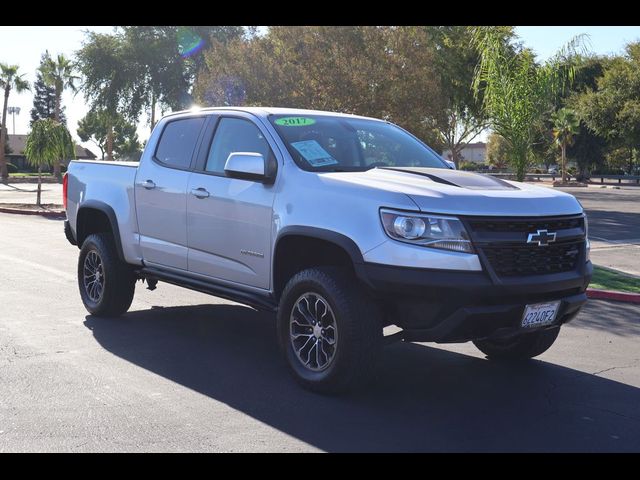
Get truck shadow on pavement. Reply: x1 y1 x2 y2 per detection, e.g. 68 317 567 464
84 303 640 452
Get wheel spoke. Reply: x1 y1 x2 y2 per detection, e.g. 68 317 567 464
295 302 314 325
322 334 336 346
302 339 315 365
89 281 97 299
315 298 327 321
291 319 311 329
296 335 314 355
291 332 313 340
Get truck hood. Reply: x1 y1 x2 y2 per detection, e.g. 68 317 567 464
323 167 583 216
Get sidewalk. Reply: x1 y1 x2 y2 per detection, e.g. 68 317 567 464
590 241 640 277
0 182 63 206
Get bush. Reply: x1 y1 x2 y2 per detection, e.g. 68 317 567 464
6 162 18 173
459 161 479 171
61 164 67 173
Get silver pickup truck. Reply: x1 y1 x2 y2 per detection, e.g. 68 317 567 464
64 107 592 393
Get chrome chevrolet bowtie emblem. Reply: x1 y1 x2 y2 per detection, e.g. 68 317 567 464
527 229 557 247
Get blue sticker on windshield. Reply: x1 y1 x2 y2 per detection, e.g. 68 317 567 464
291 140 338 167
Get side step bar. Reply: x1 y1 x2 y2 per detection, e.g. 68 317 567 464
137 267 278 312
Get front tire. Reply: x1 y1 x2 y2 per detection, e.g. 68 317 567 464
78 233 136 317
473 327 561 360
277 267 383 394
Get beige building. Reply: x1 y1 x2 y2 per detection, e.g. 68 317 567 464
5 133 96 171
442 142 487 164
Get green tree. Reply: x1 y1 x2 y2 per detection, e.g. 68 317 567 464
472 27 584 181
77 109 141 160
0 63 30 181
425 26 511 167
195 26 444 146
31 51 66 126
486 132 510 169
557 56 609 178
40 52 79 180
551 108 580 183
567 124 607 179
76 32 136 160
117 26 188 131
575 43 640 174
24 119 75 205
115 26 245 131
605 146 635 173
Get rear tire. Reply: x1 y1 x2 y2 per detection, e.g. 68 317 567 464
277 267 383 394
473 327 561 360
78 233 136 317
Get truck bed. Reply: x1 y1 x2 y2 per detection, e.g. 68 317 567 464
66 159 142 265
71 159 140 168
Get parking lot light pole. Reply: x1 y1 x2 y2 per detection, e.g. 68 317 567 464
8 106 21 135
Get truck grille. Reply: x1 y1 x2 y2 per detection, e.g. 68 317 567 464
468 217 584 233
463 215 586 277
482 242 582 276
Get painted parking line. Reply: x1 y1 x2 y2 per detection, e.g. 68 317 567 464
589 236 640 245
0 252 76 282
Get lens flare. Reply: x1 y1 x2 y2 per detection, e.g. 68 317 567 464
177 27 204 58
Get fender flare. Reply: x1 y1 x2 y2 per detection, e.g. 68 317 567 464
274 226 364 264
76 200 126 262
273 226 371 289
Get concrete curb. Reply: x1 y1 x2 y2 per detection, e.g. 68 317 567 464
587 288 640 304
0 206 66 219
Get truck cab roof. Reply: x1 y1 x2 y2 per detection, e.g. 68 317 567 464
163 106 384 123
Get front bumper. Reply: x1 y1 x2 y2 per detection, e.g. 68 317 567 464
355 261 592 343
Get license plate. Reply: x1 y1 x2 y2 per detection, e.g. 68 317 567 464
521 301 561 328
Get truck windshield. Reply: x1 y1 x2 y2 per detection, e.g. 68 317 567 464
269 114 449 172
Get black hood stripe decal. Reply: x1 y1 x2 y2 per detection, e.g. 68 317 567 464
380 167 520 191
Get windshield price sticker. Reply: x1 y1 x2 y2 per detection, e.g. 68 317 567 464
291 140 339 167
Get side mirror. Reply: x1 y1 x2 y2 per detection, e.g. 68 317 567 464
445 160 456 170
224 152 275 183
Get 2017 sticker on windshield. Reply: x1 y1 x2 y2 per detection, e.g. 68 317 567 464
291 140 339 167
275 117 316 127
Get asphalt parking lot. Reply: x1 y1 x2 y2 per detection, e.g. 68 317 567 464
557 186 640 276
0 212 639 452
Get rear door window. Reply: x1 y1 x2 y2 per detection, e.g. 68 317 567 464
155 117 206 169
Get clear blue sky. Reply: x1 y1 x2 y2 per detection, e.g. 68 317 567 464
1 26 639 150
515 26 640 60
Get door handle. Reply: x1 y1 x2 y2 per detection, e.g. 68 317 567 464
190 187 210 199
137 180 156 190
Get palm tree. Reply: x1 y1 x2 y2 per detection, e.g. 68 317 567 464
0 63 30 181
24 119 75 206
472 27 585 181
41 53 79 181
552 108 580 184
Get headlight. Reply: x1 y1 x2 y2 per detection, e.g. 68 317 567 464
380 209 474 253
